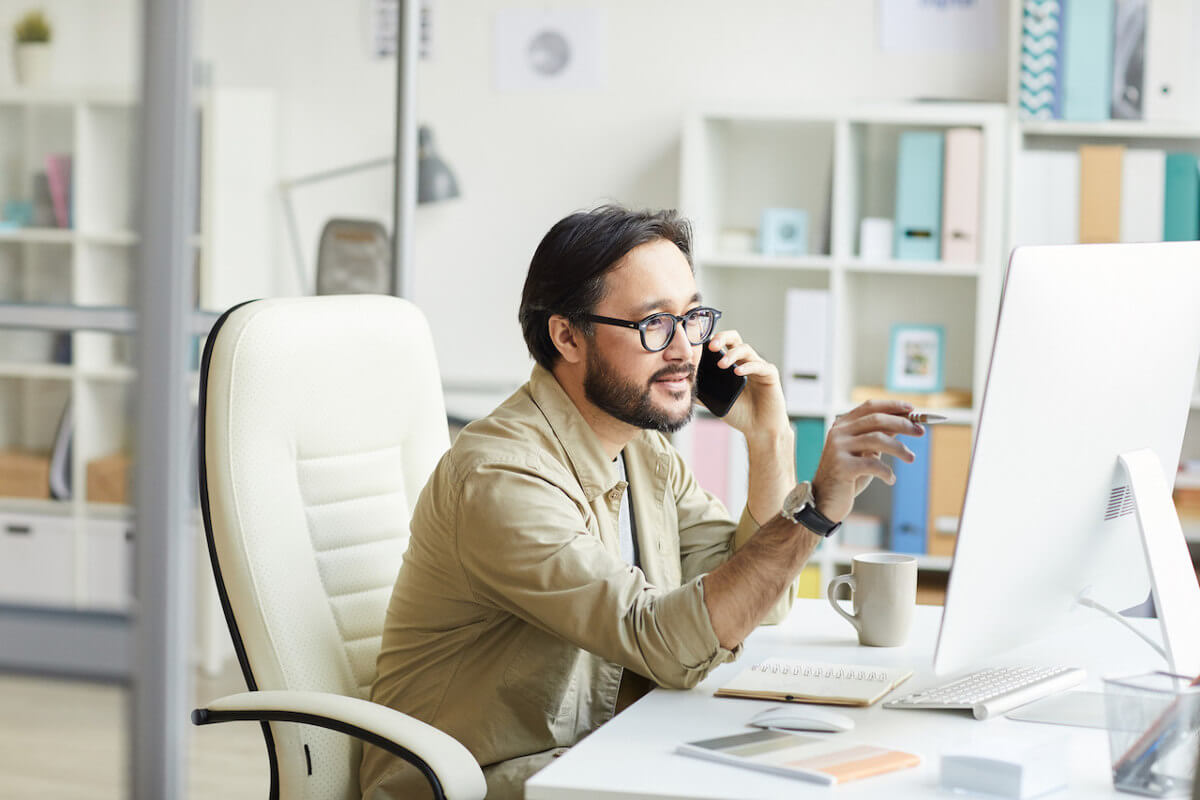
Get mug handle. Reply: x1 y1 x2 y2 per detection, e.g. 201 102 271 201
826 573 861 634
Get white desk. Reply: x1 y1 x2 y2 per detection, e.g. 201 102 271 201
527 599 1171 799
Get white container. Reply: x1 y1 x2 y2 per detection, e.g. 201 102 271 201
13 43 52 86
858 217 894 261
0 512 75 607
84 518 135 611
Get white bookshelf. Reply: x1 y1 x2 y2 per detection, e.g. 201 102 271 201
0 87 273 634
679 102 1008 589
1006 0 1200 574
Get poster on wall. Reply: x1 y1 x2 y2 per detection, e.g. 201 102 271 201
493 8 607 91
878 0 999 53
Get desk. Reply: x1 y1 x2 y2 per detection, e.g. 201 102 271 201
527 599 1170 799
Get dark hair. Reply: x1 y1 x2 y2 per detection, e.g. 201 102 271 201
518 204 693 371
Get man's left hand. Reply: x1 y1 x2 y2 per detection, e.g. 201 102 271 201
701 331 790 442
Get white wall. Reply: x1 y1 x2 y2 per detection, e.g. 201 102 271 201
5 0 1011 386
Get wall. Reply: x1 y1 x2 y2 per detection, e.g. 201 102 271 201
5 0 1010 386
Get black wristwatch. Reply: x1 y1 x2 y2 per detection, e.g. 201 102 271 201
780 481 842 538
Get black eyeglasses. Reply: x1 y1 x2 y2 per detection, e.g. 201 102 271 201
581 307 722 353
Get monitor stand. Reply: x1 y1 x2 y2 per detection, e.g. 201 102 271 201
1120 449 1200 677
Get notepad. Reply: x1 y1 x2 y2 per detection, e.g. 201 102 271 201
714 659 913 707
678 729 921 786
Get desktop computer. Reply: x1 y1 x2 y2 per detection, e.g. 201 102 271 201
930 242 1200 680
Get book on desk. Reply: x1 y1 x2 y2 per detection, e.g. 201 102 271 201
678 729 921 786
714 658 913 707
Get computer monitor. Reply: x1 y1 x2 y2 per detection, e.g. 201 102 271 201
933 242 1200 677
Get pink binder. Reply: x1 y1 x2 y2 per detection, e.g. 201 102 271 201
689 417 730 505
940 128 983 265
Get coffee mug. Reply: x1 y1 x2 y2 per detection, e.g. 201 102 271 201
825 553 917 647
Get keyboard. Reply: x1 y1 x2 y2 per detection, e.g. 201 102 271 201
883 665 1087 720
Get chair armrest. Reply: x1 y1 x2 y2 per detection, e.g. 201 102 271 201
192 690 485 800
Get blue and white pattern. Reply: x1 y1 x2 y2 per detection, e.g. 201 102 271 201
1020 0 1063 120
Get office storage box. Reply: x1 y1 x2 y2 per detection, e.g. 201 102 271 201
87 452 132 504
1173 485 1200 518
85 518 134 611
0 449 51 499
0 512 75 606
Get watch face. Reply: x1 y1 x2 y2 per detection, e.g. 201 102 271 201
784 482 813 513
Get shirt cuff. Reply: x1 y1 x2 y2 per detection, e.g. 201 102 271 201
657 575 742 684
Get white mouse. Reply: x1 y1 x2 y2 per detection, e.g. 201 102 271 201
749 704 855 733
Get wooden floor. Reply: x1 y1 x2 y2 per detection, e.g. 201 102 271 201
0 663 268 799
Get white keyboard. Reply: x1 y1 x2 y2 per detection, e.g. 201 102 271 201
883 665 1087 720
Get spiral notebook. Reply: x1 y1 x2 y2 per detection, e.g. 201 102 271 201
714 658 912 707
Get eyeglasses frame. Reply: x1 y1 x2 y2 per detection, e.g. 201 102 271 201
579 306 723 353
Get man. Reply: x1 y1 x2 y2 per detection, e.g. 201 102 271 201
361 205 921 799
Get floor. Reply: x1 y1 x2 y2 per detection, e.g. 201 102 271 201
0 662 268 799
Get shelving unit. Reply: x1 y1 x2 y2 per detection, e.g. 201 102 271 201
0 86 275 677
679 102 1008 593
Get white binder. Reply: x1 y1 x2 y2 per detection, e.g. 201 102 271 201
1120 149 1166 243
1143 0 1200 121
1012 150 1080 246
782 289 830 416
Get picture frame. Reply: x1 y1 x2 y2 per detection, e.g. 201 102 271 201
886 324 945 394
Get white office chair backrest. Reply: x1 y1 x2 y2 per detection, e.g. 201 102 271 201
200 295 449 800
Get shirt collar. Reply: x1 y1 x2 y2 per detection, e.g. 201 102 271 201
528 363 623 501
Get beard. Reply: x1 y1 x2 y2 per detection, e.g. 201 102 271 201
583 346 695 433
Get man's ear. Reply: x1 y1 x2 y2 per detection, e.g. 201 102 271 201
548 314 585 365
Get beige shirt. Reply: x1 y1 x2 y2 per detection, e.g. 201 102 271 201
360 365 792 797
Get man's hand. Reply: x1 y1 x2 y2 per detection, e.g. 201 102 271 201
702 331 789 442
811 399 925 523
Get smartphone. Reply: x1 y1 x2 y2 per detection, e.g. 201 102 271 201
696 345 747 417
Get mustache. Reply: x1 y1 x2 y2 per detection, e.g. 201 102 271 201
650 365 695 383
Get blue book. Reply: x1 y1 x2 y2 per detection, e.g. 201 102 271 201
1062 0 1115 120
1163 153 1200 241
893 131 944 261
1020 0 1064 120
793 418 825 483
890 430 931 555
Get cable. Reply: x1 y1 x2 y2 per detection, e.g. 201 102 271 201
1077 595 1168 661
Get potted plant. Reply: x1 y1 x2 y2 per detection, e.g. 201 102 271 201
12 9 51 86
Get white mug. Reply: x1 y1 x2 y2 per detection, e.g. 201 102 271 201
859 217 894 261
826 553 917 647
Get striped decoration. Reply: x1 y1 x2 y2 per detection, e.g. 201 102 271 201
1020 0 1062 120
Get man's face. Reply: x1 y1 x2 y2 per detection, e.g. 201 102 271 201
581 239 702 434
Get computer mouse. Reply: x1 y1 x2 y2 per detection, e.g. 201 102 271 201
748 704 855 733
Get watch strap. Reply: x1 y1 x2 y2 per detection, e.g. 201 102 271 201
793 502 841 538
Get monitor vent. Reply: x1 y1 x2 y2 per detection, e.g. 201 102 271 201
1104 485 1136 521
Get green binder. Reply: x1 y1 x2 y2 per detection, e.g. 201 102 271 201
1163 153 1200 241
793 418 825 483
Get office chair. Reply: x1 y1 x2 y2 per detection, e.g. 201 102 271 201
191 295 486 800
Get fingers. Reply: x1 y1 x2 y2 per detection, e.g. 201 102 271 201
837 410 924 438
838 398 917 425
840 431 915 463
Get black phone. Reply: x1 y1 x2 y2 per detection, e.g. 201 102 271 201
696 345 747 417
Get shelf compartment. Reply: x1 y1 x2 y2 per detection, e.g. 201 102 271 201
684 115 835 259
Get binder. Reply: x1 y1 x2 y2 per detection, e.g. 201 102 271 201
793 418 825 484
893 131 944 261
1019 0 1064 119
689 417 730 507
926 424 972 558
1143 0 1199 121
1111 0 1147 119
1120 149 1166 242
1012 150 1079 246
1062 0 1116 121
889 430 930 555
1163 152 1200 241
941 128 983 264
1078 145 1123 243
782 289 830 414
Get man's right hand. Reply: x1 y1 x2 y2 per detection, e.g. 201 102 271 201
810 399 925 523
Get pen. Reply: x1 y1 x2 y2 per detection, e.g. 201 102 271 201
907 412 948 425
